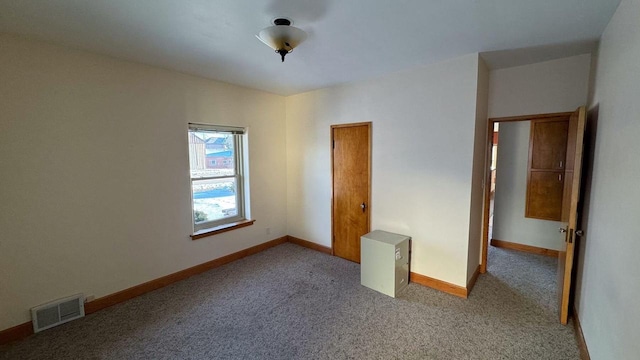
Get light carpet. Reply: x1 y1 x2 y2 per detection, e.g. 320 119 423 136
1 243 580 359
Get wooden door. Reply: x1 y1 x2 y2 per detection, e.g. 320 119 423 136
557 106 586 325
332 123 371 263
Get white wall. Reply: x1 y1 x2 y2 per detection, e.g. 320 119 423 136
0 35 287 331
467 58 489 281
286 54 482 287
487 54 591 250
575 0 640 358
488 54 591 118
492 121 565 250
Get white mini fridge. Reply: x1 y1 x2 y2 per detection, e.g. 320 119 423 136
360 230 411 298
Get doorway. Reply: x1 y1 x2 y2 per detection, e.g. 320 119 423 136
481 108 586 324
331 122 371 263
481 112 573 272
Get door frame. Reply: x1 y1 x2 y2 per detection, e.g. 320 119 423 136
480 112 573 273
331 122 372 257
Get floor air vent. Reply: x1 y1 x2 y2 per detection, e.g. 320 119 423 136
31 294 85 332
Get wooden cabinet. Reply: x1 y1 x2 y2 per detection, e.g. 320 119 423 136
527 171 565 220
526 117 569 221
530 120 569 169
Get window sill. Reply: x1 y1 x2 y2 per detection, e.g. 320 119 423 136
190 219 255 240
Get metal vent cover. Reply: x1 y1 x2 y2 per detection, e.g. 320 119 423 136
31 294 85 332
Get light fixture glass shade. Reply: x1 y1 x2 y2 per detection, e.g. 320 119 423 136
256 25 307 52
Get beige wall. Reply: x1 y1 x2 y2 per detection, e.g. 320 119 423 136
575 0 640 358
488 54 591 118
467 57 489 281
286 54 483 287
0 35 287 330
487 54 591 250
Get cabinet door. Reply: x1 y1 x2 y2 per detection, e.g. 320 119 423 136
526 171 564 220
525 118 569 221
530 119 569 170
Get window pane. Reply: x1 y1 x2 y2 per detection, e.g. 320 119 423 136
192 178 238 224
188 131 235 178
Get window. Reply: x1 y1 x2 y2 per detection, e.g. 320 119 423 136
188 123 247 233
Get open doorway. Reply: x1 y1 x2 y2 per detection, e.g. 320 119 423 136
481 108 587 325
482 113 573 273
486 119 565 256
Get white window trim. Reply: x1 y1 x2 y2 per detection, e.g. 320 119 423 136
188 123 248 233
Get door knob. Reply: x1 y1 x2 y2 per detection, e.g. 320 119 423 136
575 230 584 237
559 228 567 233
361 202 366 213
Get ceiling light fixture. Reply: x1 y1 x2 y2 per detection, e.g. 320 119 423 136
256 18 307 62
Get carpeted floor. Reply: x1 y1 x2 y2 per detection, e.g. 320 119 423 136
1 243 580 359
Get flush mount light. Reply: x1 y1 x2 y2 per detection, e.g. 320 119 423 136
256 18 307 62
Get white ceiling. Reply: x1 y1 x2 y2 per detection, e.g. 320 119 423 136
0 0 620 95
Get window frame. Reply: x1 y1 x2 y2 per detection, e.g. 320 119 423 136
188 123 247 234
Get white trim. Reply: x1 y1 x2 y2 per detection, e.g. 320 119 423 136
188 129 247 233
188 123 246 134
